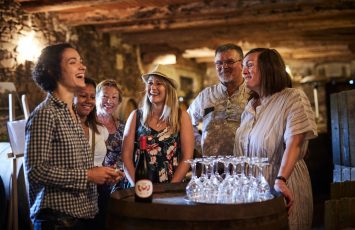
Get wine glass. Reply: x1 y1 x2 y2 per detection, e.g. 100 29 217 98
217 156 234 203
185 159 202 202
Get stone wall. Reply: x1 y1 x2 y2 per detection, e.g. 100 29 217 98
0 2 144 141
73 29 144 98
0 1 72 140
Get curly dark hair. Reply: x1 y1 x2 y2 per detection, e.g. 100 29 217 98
32 43 74 92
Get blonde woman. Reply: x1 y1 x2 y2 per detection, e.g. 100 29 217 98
122 65 194 185
96 79 126 171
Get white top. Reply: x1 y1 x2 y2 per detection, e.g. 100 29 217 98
89 125 109 166
234 87 317 229
234 87 317 162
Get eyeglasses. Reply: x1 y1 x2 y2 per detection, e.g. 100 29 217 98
214 59 242 68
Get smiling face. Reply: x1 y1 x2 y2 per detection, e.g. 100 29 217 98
215 49 243 86
57 48 86 92
146 75 167 105
97 86 120 115
242 51 262 95
74 83 96 118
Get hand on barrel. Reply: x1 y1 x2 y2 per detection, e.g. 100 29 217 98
87 167 125 185
274 180 294 215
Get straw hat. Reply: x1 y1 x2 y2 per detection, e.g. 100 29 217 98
141 64 179 89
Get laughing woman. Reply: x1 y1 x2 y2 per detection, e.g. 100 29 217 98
122 64 194 185
234 48 317 230
74 77 109 166
24 43 122 230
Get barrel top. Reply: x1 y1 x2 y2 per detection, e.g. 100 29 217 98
109 183 287 221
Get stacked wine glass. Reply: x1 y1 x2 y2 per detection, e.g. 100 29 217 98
185 155 274 204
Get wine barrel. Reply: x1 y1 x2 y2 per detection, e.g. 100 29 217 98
0 176 6 227
107 183 289 230
17 164 32 230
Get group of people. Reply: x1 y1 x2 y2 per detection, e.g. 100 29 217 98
24 42 317 230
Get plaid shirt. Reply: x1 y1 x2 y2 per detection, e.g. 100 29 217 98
24 94 98 220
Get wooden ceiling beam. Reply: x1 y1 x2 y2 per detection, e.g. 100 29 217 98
46 1 355 27
19 0 201 13
18 0 126 13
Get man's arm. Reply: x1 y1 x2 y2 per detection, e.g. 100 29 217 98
187 99 203 155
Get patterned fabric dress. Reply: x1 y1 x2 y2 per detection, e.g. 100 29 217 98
188 82 249 156
134 110 181 183
234 88 317 230
104 121 130 189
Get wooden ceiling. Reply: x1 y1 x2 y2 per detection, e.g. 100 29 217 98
17 0 355 64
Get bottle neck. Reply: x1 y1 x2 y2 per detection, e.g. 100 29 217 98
140 135 147 150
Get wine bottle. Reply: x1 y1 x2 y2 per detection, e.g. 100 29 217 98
135 135 153 202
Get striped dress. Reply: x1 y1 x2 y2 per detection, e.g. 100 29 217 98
234 87 317 230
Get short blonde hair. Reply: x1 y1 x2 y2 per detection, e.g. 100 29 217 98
96 79 123 103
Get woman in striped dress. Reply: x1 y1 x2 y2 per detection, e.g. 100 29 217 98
234 48 317 230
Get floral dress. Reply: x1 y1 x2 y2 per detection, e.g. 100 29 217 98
134 110 181 183
104 121 130 189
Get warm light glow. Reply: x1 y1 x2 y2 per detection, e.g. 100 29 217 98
17 31 42 63
182 47 215 58
286 65 293 79
153 54 176 65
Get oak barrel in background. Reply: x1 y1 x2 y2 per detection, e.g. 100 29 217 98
330 89 355 181
0 176 6 227
325 181 355 230
107 183 289 230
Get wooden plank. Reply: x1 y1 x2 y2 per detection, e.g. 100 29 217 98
330 93 341 165
339 198 355 229
339 91 350 166
346 90 355 166
330 181 355 199
331 90 355 167
324 199 338 230
325 197 355 230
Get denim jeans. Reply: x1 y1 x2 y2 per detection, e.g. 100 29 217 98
33 209 95 230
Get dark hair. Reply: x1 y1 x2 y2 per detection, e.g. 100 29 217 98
245 48 292 99
32 43 74 92
215 43 243 59
83 77 102 134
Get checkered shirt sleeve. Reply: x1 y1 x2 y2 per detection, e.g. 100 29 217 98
24 94 98 220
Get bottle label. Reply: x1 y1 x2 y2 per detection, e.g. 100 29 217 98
135 179 153 198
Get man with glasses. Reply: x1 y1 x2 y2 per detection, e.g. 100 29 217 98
188 43 250 156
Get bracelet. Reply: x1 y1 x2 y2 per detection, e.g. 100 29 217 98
275 176 287 184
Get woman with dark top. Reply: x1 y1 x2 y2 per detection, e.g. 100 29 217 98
122 64 194 185
96 79 129 189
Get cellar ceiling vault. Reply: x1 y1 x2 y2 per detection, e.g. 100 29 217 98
16 0 355 64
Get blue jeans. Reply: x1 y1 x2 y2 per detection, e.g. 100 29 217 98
33 209 95 230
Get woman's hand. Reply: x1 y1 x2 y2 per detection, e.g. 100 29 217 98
87 166 124 185
274 179 294 215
